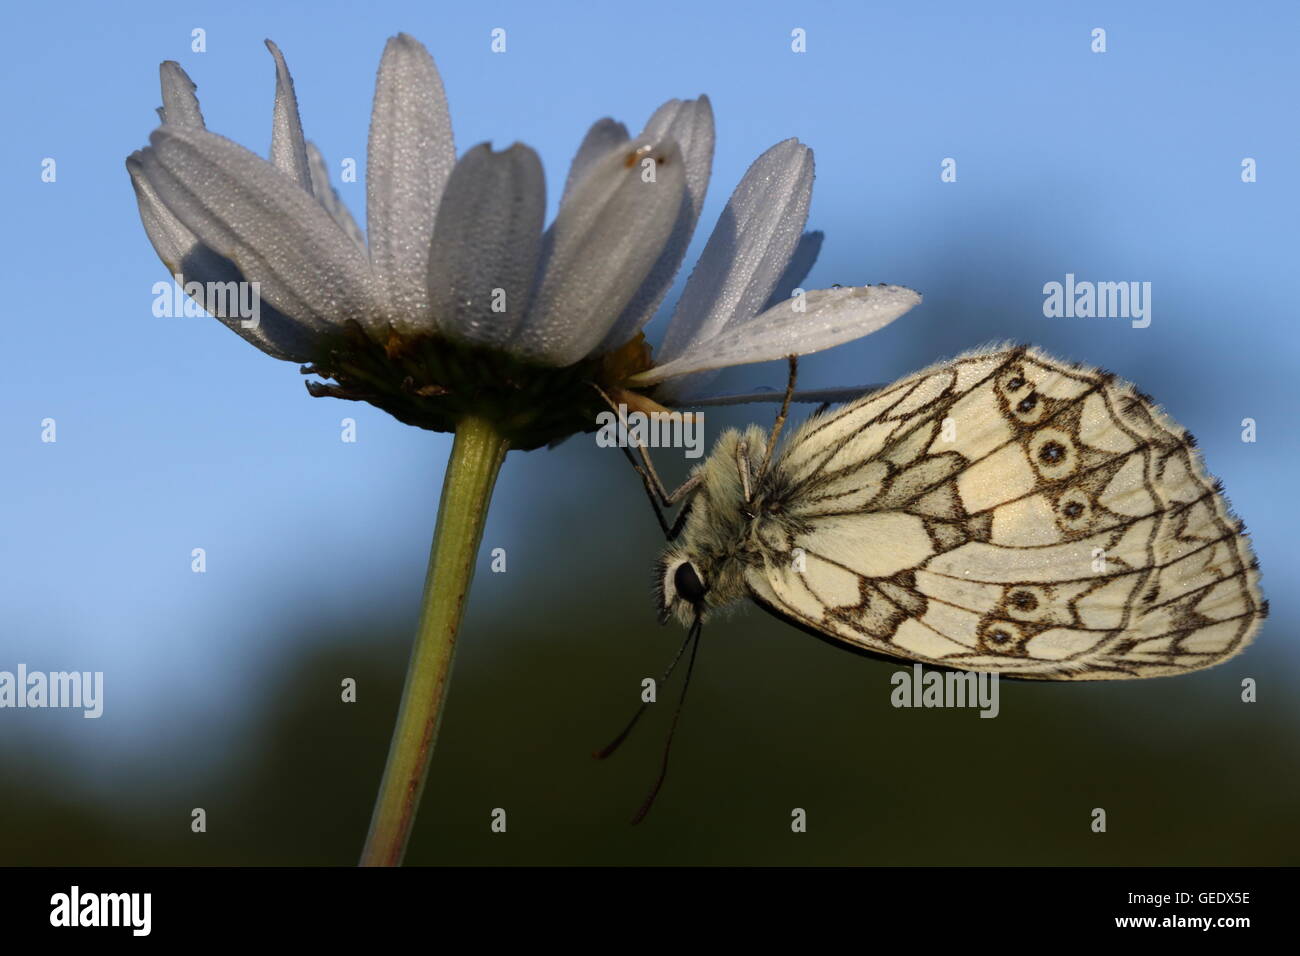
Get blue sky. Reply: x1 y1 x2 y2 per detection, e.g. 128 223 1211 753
1 0 1296 787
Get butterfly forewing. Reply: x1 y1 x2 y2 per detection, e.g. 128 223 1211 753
745 345 1265 680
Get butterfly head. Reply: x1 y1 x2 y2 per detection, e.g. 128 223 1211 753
656 553 709 627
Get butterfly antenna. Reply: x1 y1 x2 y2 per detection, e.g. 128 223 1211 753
593 616 698 760
758 355 798 482
630 615 704 825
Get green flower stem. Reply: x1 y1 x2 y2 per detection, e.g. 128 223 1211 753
360 414 509 866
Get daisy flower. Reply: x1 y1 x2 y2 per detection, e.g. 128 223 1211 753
125 33 920 866
127 34 919 448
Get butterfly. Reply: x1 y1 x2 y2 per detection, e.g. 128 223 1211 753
598 344 1266 818
645 343 1265 675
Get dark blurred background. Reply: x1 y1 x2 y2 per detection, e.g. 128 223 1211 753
2 0 1297 864
4 415 1296 866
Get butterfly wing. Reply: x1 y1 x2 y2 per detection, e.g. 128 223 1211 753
744 345 1265 679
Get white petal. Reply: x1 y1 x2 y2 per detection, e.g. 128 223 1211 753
655 139 814 364
760 230 823 311
632 284 921 385
265 40 313 192
126 153 321 361
595 96 715 352
428 143 545 348
640 97 713 202
140 126 380 332
561 118 629 205
306 141 366 251
513 137 686 366
660 227 824 396
366 33 455 325
158 61 204 128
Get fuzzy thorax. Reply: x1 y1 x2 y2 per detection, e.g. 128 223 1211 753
657 424 775 626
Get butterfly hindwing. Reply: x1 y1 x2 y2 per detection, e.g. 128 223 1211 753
744 345 1265 680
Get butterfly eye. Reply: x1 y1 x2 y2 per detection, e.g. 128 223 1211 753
673 562 708 605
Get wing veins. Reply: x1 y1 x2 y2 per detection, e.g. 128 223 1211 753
915 528 1248 590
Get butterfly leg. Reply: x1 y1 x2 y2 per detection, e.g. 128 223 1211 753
757 355 798 482
735 438 753 503
616 445 700 539
593 383 701 540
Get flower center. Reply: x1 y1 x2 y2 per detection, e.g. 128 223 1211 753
303 322 657 451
